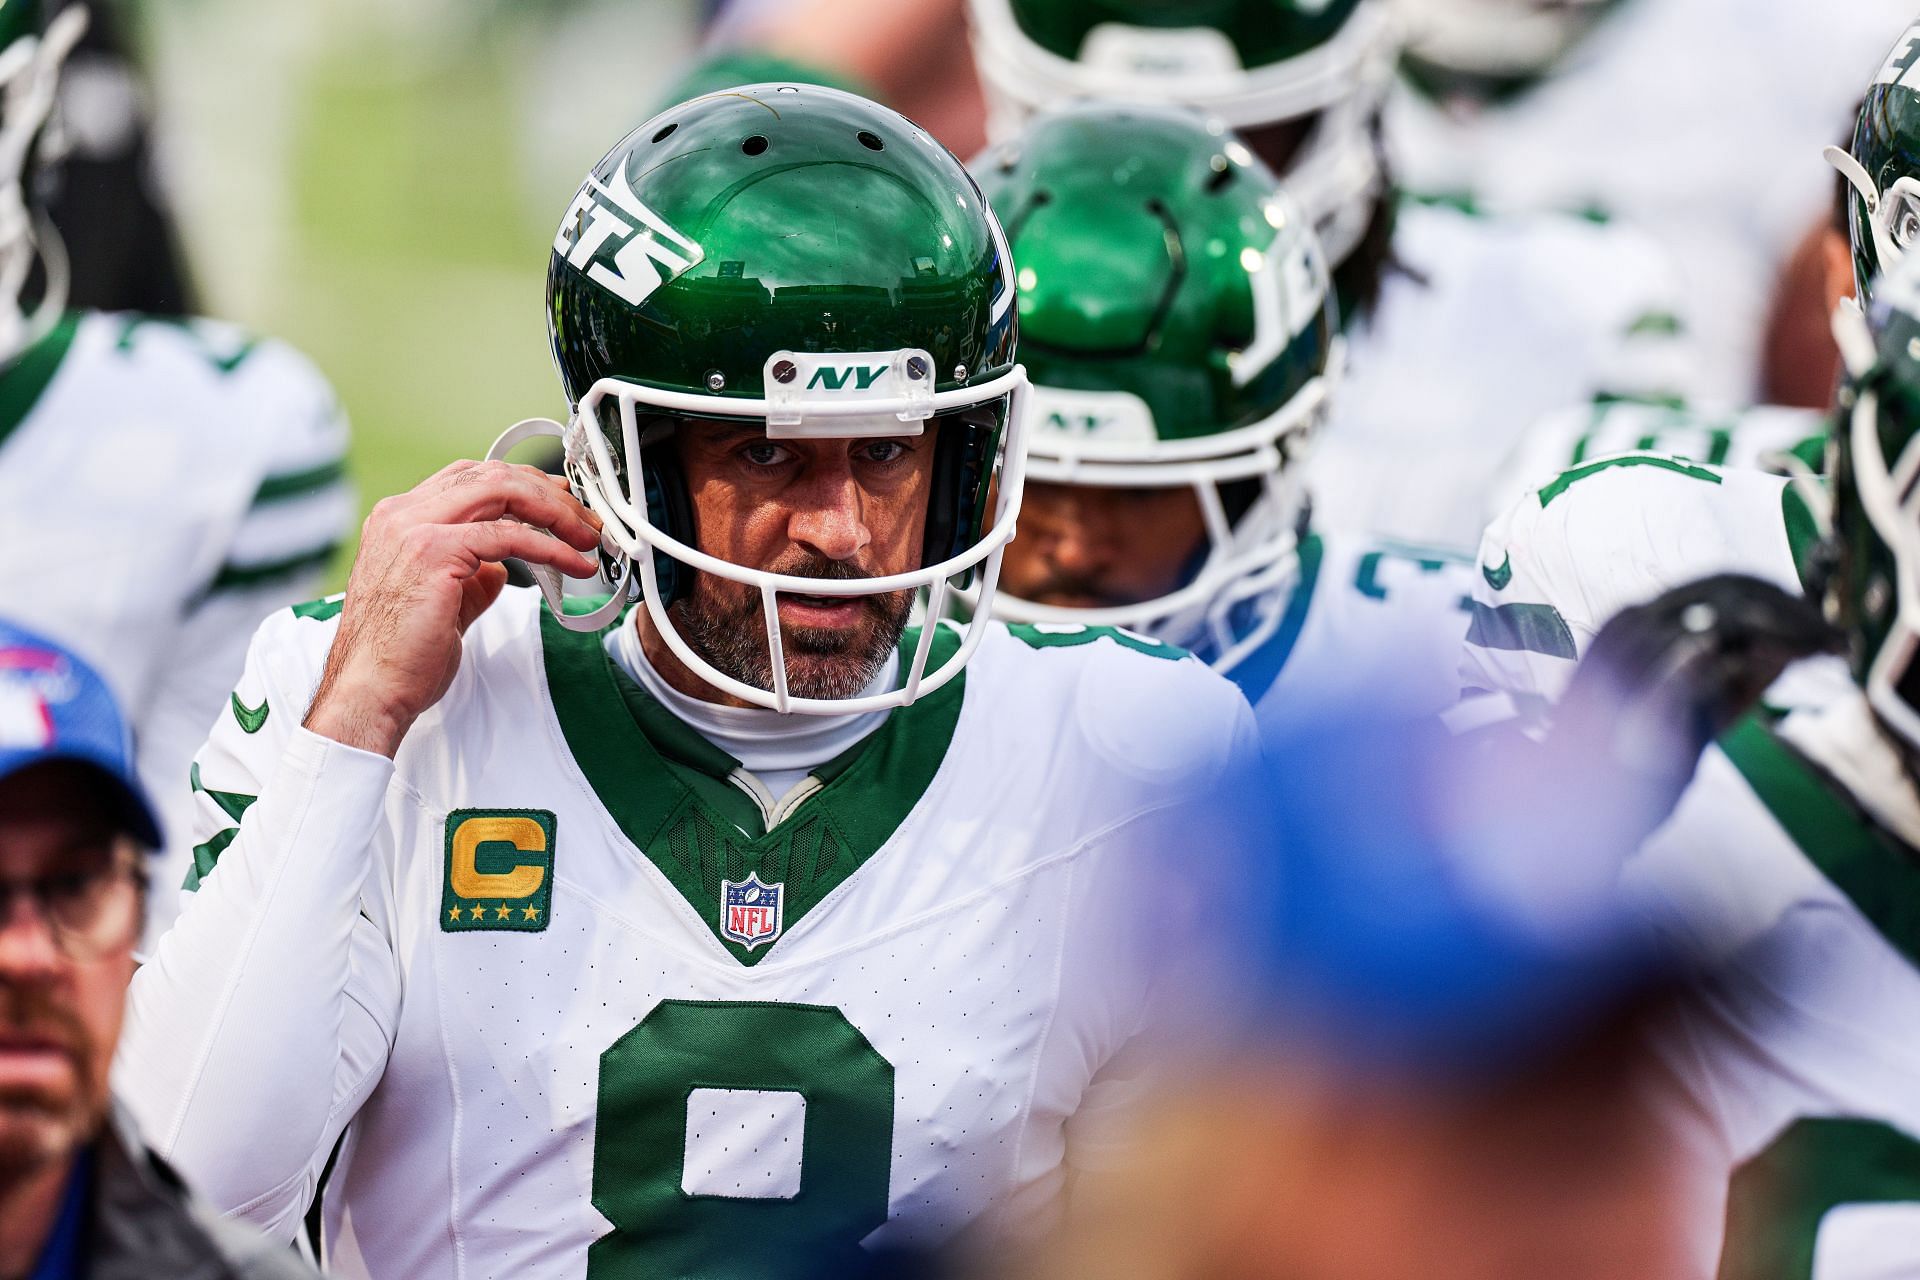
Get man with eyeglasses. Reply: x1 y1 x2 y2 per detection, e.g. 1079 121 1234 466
0 619 313 1280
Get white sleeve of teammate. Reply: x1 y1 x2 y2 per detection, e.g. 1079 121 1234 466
138 344 354 938
116 606 400 1243
1461 455 1797 713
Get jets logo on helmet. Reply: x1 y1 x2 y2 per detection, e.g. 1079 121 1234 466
552 166 704 308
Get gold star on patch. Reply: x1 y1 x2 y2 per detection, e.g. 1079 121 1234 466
522 905 541 921
448 906 462 923
494 904 512 921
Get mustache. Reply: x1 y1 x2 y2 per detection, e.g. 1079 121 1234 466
0 984 88 1065
1019 568 1129 606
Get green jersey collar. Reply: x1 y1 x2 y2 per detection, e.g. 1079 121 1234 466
1229 532 1324 707
540 611 967 965
1720 713 1920 971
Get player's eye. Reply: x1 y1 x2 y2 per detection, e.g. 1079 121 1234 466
860 440 908 464
740 442 791 468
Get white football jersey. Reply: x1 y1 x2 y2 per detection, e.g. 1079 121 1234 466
1628 692 1920 1279
1386 0 1915 400
1463 452 1834 713
1488 399 1827 529
1308 199 1691 550
117 589 1258 1279
1231 530 1475 737
0 310 350 938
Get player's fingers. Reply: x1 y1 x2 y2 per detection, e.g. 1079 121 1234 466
415 518 600 580
412 461 604 550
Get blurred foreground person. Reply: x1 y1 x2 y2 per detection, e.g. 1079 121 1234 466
975 104 1473 734
969 570 1838 1280
119 86 1257 1277
0 0 350 944
965 0 1691 550
0 619 311 1280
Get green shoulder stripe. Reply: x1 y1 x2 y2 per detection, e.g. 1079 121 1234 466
291 595 345 622
207 544 341 595
251 459 348 506
1465 601 1577 660
1781 482 1825 599
1537 454 1722 507
0 312 79 456
1720 714 1920 969
540 613 966 966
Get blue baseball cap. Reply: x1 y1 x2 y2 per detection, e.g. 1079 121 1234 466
0 619 161 847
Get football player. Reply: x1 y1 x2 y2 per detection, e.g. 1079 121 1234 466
1609 250 1920 1279
117 85 1258 1277
0 0 351 944
965 0 1692 549
1392 0 1912 401
977 103 1473 734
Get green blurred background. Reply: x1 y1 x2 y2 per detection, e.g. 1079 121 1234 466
132 0 702 585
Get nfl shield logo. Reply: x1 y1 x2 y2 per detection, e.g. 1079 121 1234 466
720 873 784 951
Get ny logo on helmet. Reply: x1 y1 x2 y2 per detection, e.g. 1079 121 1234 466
553 167 705 308
807 364 890 392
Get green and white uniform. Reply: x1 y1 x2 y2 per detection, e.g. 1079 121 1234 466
0 311 349 940
1629 693 1920 1279
1229 530 1475 737
1463 451 1834 715
117 589 1257 1279
1487 399 1827 528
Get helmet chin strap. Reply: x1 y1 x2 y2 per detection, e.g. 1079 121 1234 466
485 417 633 633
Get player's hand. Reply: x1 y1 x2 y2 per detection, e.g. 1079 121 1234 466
304 459 603 757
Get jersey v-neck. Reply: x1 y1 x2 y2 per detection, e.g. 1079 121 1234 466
1720 713 1920 971
540 609 968 965
0 313 80 457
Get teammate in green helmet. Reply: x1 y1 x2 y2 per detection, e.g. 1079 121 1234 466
981 103 1474 732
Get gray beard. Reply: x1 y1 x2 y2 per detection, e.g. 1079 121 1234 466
670 574 913 702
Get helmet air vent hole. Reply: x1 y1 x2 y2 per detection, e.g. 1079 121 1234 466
652 123 678 143
742 135 769 156
1207 166 1235 194
857 130 885 152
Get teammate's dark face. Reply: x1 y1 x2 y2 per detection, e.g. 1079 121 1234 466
1001 482 1208 609
657 422 937 704
0 766 138 1176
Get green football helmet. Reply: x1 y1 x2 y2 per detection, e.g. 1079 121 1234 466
1829 251 1920 751
1399 0 1627 104
966 0 1394 267
493 83 1028 715
1830 20 1920 308
973 103 1337 671
0 0 84 362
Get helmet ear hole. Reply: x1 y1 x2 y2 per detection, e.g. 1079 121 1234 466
921 405 1002 584
640 430 698 607
742 134 769 156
